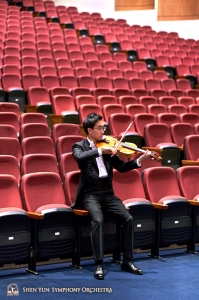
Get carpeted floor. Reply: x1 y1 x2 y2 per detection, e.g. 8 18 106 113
0 247 199 300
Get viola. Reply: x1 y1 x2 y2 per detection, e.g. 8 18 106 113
96 136 162 162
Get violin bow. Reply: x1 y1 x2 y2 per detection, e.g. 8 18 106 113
115 121 134 152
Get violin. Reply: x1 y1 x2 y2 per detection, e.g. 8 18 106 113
96 136 162 162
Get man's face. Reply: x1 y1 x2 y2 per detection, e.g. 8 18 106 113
88 120 106 142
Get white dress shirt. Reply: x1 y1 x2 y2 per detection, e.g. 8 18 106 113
88 138 108 178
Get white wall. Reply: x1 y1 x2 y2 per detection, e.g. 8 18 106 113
54 0 199 40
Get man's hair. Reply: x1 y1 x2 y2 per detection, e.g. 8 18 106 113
83 113 103 134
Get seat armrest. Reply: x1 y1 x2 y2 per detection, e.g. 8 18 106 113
73 209 89 216
189 200 199 206
152 203 168 210
27 212 44 219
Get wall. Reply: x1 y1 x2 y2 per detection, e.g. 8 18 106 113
115 0 154 11
53 0 199 40
158 0 199 21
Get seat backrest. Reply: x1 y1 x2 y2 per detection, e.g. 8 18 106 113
0 112 19 135
118 95 138 106
112 88 132 98
59 75 78 90
187 104 199 115
139 70 154 80
41 75 61 89
155 55 170 66
129 78 145 90
21 136 56 157
95 76 113 89
176 78 192 91
0 174 23 209
51 95 76 114
176 64 190 76
125 104 146 116
77 75 96 89
0 102 20 119
0 137 22 163
112 77 130 89
75 95 96 110
56 135 84 159
97 95 117 107
157 113 179 127
158 96 176 106
138 96 157 107
177 96 195 107
78 104 102 123
51 123 81 144
133 61 147 71
22 74 41 91
2 73 22 89
170 123 194 147
117 61 133 71
144 123 173 147
160 78 177 90
20 172 66 212
49 87 70 99
167 104 187 115
153 70 168 80
102 104 124 122
0 124 18 139
112 169 147 201
145 78 162 90
183 135 199 160
27 87 51 105
63 170 80 206
133 113 156 136
108 113 136 135
123 69 139 79
106 69 123 78
176 166 199 200
0 156 21 184
179 112 199 126
20 123 50 139
59 152 79 180
20 113 48 125
142 167 182 203
193 123 199 134
169 55 182 66
20 153 59 176
147 104 167 116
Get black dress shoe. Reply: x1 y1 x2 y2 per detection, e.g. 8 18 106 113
94 265 104 280
121 261 143 275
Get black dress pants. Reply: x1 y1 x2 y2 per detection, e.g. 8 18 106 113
81 190 134 263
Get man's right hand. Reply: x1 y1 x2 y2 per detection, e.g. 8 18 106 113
101 146 117 156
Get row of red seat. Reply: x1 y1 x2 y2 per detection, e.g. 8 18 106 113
0 73 197 94
1 129 199 184
1 110 199 162
0 151 77 184
2 60 199 86
0 23 198 56
1 162 199 271
2 98 199 131
28 85 199 105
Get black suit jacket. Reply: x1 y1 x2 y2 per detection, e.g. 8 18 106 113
72 138 140 208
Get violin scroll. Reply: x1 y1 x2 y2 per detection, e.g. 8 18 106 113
150 152 162 163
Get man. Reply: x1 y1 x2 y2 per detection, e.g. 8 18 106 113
72 113 152 280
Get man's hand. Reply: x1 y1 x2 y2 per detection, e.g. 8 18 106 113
137 149 152 164
101 146 117 156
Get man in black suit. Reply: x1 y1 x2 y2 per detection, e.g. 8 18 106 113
72 113 152 280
